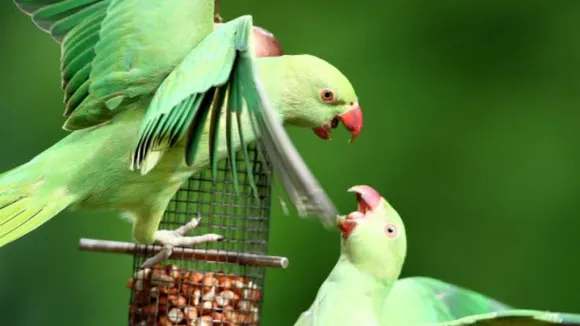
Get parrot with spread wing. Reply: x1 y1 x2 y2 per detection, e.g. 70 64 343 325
293 185 580 326
2 0 363 267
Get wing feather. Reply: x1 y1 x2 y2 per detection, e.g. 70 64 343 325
437 310 580 325
209 85 227 181
384 277 511 324
234 19 338 224
15 0 107 41
131 21 238 172
15 0 215 131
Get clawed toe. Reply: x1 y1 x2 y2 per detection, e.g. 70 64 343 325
138 214 224 269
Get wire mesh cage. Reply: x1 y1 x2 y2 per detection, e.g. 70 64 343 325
78 143 288 326
125 144 278 326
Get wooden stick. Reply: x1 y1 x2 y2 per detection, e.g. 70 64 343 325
78 238 289 269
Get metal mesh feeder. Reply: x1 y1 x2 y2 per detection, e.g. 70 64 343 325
79 144 289 325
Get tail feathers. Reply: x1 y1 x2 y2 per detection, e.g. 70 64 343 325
0 179 75 248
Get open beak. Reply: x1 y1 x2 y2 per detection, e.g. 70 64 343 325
336 185 382 239
313 102 363 143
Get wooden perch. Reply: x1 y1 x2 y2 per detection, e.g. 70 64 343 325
79 238 289 269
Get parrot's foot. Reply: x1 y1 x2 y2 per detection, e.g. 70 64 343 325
140 214 224 269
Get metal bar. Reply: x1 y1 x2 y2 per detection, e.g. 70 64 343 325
79 238 289 269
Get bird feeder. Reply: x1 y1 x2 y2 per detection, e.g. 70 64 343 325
128 143 287 326
79 144 288 326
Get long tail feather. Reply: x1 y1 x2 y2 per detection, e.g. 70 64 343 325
236 110 258 199
209 85 227 182
0 164 76 248
226 69 240 192
185 89 216 166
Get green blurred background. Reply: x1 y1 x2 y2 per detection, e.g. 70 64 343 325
1 0 580 325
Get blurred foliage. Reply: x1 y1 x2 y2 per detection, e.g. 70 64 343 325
1 1 580 325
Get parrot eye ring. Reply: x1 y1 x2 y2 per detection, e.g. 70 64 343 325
385 224 398 239
320 88 335 103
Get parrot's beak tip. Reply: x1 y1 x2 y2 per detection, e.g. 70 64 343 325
340 102 363 143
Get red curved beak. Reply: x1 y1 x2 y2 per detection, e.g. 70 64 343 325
339 102 363 143
312 102 363 142
348 185 382 212
337 185 382 239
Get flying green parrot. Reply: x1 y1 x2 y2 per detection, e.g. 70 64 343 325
293 185 580 326
2 0 363 267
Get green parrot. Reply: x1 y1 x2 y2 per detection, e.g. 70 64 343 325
2 0 363 267
293 185 580 326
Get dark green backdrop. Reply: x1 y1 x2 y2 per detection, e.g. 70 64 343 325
1 1 579 325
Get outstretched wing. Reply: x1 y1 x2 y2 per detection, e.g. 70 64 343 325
382 277 512 325
14 0 109 43
14 0 214 131
435 310 580 325
132 15 338 226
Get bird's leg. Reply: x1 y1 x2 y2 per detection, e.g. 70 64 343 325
140 213 223 268
214 0 224 23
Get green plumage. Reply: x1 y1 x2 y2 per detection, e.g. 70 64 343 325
2 0 360 258
383 277 512 325
131 18 239 173
436 310 580 325
15 0 107 41
295 186 580 326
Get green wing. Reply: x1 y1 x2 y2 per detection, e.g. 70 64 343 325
14 0 111 126
14 0 214 131
132 15 338 224
435 310 580 325
383 277 512 325
385 278 580 325
130 15 238 175
14 0 108 43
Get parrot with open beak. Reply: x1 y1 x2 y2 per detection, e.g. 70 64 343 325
1 0 363 267
294 186 580 326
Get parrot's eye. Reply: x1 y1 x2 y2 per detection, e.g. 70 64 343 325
320 88 335 103
385 224 398 239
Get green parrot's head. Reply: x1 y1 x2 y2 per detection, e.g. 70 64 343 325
336 185 407 282
270 54 363 143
